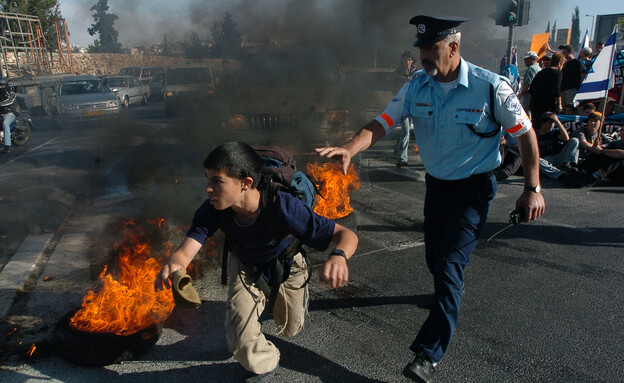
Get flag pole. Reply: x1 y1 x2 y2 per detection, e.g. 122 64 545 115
596 25 618 138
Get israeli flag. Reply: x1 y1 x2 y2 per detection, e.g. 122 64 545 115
580 28 590 50
574 25 618 103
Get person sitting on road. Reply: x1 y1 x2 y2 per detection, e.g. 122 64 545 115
494 131 521 181
154 141 358 379
537 112 579 181
0 78 18 155
564 127 624 187
572 111 613 161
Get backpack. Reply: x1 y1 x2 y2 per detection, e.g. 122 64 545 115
218 145 317 312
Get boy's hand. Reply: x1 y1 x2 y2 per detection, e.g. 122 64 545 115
319 256 349 288
154 262 184 292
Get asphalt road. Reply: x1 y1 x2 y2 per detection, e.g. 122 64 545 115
0 102 622 382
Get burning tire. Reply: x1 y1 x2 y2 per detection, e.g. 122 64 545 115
53 308 162 366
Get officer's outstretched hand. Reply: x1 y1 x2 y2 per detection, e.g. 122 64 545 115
319 256 349 289
315 146 353 176
516 190 545 222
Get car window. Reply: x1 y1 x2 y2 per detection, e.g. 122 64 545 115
106 77 128 87
60 80 110 95
166 67 212 85
119 68 140 77
239 50 342 86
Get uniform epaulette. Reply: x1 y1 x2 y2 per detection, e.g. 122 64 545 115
471 65 501 86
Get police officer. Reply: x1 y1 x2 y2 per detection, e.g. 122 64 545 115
316 15 545 383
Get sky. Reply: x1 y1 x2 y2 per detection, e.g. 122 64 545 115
59 0 623 49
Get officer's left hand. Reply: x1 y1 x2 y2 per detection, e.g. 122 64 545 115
319 256 349 289
516 190 545 222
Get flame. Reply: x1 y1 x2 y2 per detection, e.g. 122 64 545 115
413 144 419 154
69 219 175 335
307 162 361 219
25 343 36 358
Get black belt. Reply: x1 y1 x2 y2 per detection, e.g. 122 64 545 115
426 171 494 189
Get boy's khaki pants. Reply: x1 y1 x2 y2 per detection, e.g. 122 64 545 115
225 253 309 374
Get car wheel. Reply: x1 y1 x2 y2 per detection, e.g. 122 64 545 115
122 96 129 108
141 94 148 105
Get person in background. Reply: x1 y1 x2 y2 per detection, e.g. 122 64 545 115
517 51 541 119
553 44 584 108
536 112 579 181
594 41 605 58
391 50 419 167
529 52 564 126
540 55 551 68
564 127 624 187
579 46 593 73
572 111 613 161
580 102 597 116
0 78 17 154
316 15 544 383
494 131 521 181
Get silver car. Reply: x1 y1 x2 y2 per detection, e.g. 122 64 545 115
51 75 121 127
104 75 150 107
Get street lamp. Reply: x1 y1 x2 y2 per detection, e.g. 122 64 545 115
586 14 595 44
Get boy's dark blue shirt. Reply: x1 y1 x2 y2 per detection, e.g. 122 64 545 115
186 190 335 266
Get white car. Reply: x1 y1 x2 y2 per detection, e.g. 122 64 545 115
51 75 121 127
104 75 150 107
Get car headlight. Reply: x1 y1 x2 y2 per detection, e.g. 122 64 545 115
106 100 120 107
321 110 350 130
165 90 176 97
228 114 249 129
62 104 79 111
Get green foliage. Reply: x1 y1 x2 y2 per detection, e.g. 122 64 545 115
570 6 580 49
210 12 244 59
182 31 210 59
87 0 122 53
0 0 61 49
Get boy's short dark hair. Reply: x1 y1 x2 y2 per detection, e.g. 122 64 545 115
203 142 263 188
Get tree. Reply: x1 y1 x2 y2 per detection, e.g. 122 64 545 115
0 0 61 48
570 6 580 49
87 0 122 53
550 20 557 44
210 12 244 59
182 31 209 59
545 21 550 34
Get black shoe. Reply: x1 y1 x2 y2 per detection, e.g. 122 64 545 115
403 352 436 383
565 173 598 188
1 146 9 154
397 160 408 167
494 169 509 181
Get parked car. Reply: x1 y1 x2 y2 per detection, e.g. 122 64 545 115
163 63 217 117
104 75 149 107
118 66 164 85
343 67 396 127
220 45 352 147
50 75 121 127
148 72 165 100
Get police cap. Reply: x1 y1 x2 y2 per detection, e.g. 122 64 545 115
409 15 469 47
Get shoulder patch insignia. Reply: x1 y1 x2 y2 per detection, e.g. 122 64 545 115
504 93 522 115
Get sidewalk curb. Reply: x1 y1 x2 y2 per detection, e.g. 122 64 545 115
0 233 54 319
0 189 75 320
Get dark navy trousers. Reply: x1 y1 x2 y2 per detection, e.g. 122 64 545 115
411 173 497 363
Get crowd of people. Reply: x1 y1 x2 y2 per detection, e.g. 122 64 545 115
494 42 624 188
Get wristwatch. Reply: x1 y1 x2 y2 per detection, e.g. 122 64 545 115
329 249 348 261
524 185 541 193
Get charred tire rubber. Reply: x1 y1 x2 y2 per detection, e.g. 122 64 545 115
53 309 162 367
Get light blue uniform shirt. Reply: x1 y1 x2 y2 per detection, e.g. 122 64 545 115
376 58 531 180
